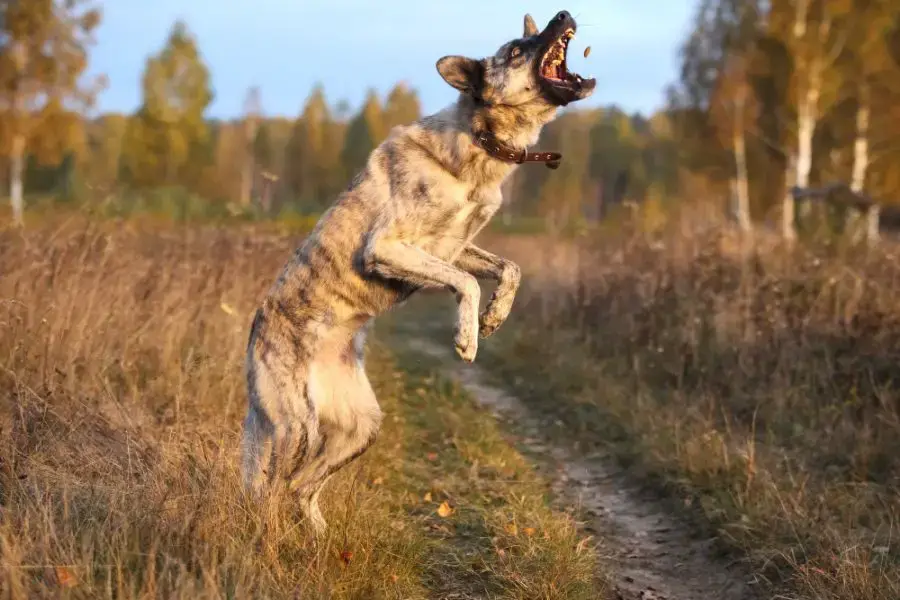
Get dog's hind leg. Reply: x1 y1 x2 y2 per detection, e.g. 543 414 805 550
242 348 321 503
287 346 381 536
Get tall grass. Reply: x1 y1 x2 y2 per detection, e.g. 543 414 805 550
0 218 600 599
479 212 900 599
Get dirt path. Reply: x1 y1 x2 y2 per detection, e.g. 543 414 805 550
406 337 760 600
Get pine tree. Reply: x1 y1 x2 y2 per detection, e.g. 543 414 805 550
383 83 422 131
119 20 214 191
340 89 385 183
285 84 343 209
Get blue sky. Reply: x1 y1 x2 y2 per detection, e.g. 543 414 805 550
87 1 697 119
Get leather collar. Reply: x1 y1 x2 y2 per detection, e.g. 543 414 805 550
472 130 562 170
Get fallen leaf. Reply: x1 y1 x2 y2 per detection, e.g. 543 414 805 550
426 452 438 462
389 574 399 583
339 549 353 565
219 302 236 316
54 566 78 588
423 492 433 502
523 527 536 537
437 501 454 518
372 476 384 486
504 522 518 536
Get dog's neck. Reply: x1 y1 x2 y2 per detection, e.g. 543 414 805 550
458 95 556 151
409 95 560 189
421 95 559 187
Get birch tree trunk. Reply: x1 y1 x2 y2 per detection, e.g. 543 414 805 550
850 90 870 195
732 95 752 231
849 86 878 244
782 155 797 241
9 41 27 227
794 79 819 227
10 135 25 227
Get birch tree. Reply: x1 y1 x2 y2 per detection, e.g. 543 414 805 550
0 0 103 225
771 0 851 239
711 53 759 230
839 0 898 243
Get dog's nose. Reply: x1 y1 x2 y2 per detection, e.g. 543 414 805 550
556 11 571 21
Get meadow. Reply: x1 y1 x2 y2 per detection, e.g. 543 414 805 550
1 209 899 599
0 217 601 599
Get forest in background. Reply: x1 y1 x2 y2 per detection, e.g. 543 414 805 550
2 1 900 238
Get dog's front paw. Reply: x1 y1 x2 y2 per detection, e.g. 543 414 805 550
478 309 505 339
454 323 478 363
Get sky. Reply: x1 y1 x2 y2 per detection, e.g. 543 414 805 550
87 1 698 120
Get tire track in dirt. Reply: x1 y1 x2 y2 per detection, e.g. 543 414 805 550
406 337 761 600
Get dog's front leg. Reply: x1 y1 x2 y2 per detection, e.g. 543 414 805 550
364 239 481 362
454 245 521 338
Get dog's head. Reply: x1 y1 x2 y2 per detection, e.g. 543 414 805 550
436 10 596 109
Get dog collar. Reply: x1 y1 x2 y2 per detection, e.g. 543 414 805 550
472 131 562 170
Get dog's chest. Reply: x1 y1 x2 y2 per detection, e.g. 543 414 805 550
421 188 501 261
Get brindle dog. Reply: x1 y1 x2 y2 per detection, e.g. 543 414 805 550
241 10 596 536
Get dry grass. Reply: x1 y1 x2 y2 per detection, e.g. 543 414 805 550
0 217 602 599
474 217 900 599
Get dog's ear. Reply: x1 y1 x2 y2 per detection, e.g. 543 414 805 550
436 56 485 96
523 14 539 37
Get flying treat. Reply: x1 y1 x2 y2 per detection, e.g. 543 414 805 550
584 46 591 58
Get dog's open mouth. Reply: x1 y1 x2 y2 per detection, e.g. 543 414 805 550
540 28 577 85
535 15 595 105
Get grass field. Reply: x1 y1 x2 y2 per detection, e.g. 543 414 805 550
0 219 602 599
3 211 899 599
473 223 900 599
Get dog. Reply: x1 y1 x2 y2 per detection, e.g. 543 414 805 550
240 10 596 536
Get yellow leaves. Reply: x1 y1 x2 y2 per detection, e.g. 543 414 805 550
437 501 454 518
504 522 518 536
423 492 432 502
523 527 537 537
219 302 236 316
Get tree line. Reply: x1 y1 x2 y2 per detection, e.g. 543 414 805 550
0 3 679 227
667 0 900 242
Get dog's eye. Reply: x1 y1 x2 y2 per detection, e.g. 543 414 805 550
510 47 522 58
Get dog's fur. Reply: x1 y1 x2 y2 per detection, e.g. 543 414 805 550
240 11 596 535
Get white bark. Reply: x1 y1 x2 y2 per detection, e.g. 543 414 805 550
732 95 752 231
795 78 819 222
9 41 27 227
10 135 25 227
850 88 878 244
866 203 880 243
850 93 870 194
782 155 797 241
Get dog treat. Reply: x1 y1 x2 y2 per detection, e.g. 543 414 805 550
584 46 591 58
